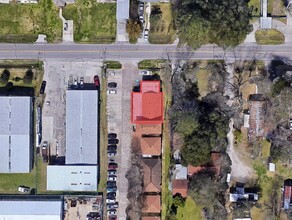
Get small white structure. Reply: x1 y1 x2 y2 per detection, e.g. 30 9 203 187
269 163 276 172
243 113 250 128
173 164 187 180
0 0 9 4
18 0 38 3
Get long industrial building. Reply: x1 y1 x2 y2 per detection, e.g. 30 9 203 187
0 96 32 173
65 90 99 164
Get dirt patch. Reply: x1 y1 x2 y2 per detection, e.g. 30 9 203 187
272 0 286 16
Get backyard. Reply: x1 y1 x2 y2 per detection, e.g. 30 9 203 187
0 0 62 42
63 0 116 43
149 2 176 44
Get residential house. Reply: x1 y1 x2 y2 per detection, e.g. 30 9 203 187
188 152 221 177
171 164 188 198
141 158 161 193
135 124 162 135
248 94 266 142
283 179 292 210
229 186 258 202
142 195 161 214
141 137 162 156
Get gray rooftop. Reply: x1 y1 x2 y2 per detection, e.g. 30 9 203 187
0 199 62 220
117 0 129 20
65 90 98 165
0 97 32 173
47 165 98 191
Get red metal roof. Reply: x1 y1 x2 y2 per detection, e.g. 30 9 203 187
131 81 164 124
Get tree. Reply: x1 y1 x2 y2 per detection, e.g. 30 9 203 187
175 0 252 49
0 69 10 83
23 69 33 84
126 19 142 43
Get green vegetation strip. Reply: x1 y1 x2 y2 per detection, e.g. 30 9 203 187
255 29 285 45
105 61 122 69
138 59 166 69
0 0 62 43
63 0 116 43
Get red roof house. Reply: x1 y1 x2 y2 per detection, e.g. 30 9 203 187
141 137 161 156
131 81 164 124
172 179 188 198
188 153 221 177
142 195 161 213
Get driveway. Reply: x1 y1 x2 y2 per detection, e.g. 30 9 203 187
116 0 129 41
106 62 140 219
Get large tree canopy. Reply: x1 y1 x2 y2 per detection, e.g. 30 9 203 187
175 0 253 48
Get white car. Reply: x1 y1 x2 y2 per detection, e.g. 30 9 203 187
108 175 117 181
290 119 292 130
140 70 151 75
144 29 149 40
107 210 117 215
18 186 30 193
106 198 116 204
107 90 117 94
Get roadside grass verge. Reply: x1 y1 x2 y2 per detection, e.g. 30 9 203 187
0 0 62 43
255 29 285 45
63 1 116 43
176 197 203 220
104 61 122 69
138 59 166 69
149 3 176 44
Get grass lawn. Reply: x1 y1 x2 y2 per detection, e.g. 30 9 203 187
268 0 286 15
138 59 166 69
149 3 176 44
36 157 47 193
63 0 116 43
196 68 210 98
0 0 62 42
248 0 260 16
176 197 203 220
261 139 271 159
255 29 285 45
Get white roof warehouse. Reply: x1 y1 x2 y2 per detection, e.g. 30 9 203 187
0 96 33 173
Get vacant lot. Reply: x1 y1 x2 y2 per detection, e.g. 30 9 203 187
63 1 116 43
149 3 176 44
0 0 62 43
255 29 285 45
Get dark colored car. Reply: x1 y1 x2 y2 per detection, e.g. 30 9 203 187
106 187 117 192
107 170 117 175
107 202 119 209
108 133 117 139
108 216 117 220
108 145 117 151
107 192 116 199
108 82 117 88
40 81 47 94
108 162 118 169
107 181 117 188
94 75 100 87
108 139 119 145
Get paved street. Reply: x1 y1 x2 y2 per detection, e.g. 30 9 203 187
1 43 292 61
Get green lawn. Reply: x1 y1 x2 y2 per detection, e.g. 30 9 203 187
138 59 166 69
196 68 210 98
0 0 62 42
36 157 47 193
176 197 203 220
255 29 285 45
0 167 36 193
63 1 116 43
149 3 176 44
261 139 271 159
248 0 260 16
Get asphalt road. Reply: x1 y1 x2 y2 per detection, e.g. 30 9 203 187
1 43 292 61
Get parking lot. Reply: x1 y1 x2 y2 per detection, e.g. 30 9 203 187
42 61 102 161
106 62 141 219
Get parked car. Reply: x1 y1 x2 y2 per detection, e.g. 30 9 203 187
108 82 117 88
108 139 119 145
40 81 47 94
107 175 117 181
108 216 117 220
107 210 117 216
139 2 144 13
107 181 117 188
144 29 149 40
106 187 117 192
108 163 118 169
139 15 144 23
140 70 151 75
106 199 116 204
107 90 117 94
80 77 84 88
290 118 292 130
108 133 117 139
107 202 119 209
107 170 117 175
108 151 116 157
107 192 116 199
94 75 100 87
18 186 30 193
108 145 117 151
